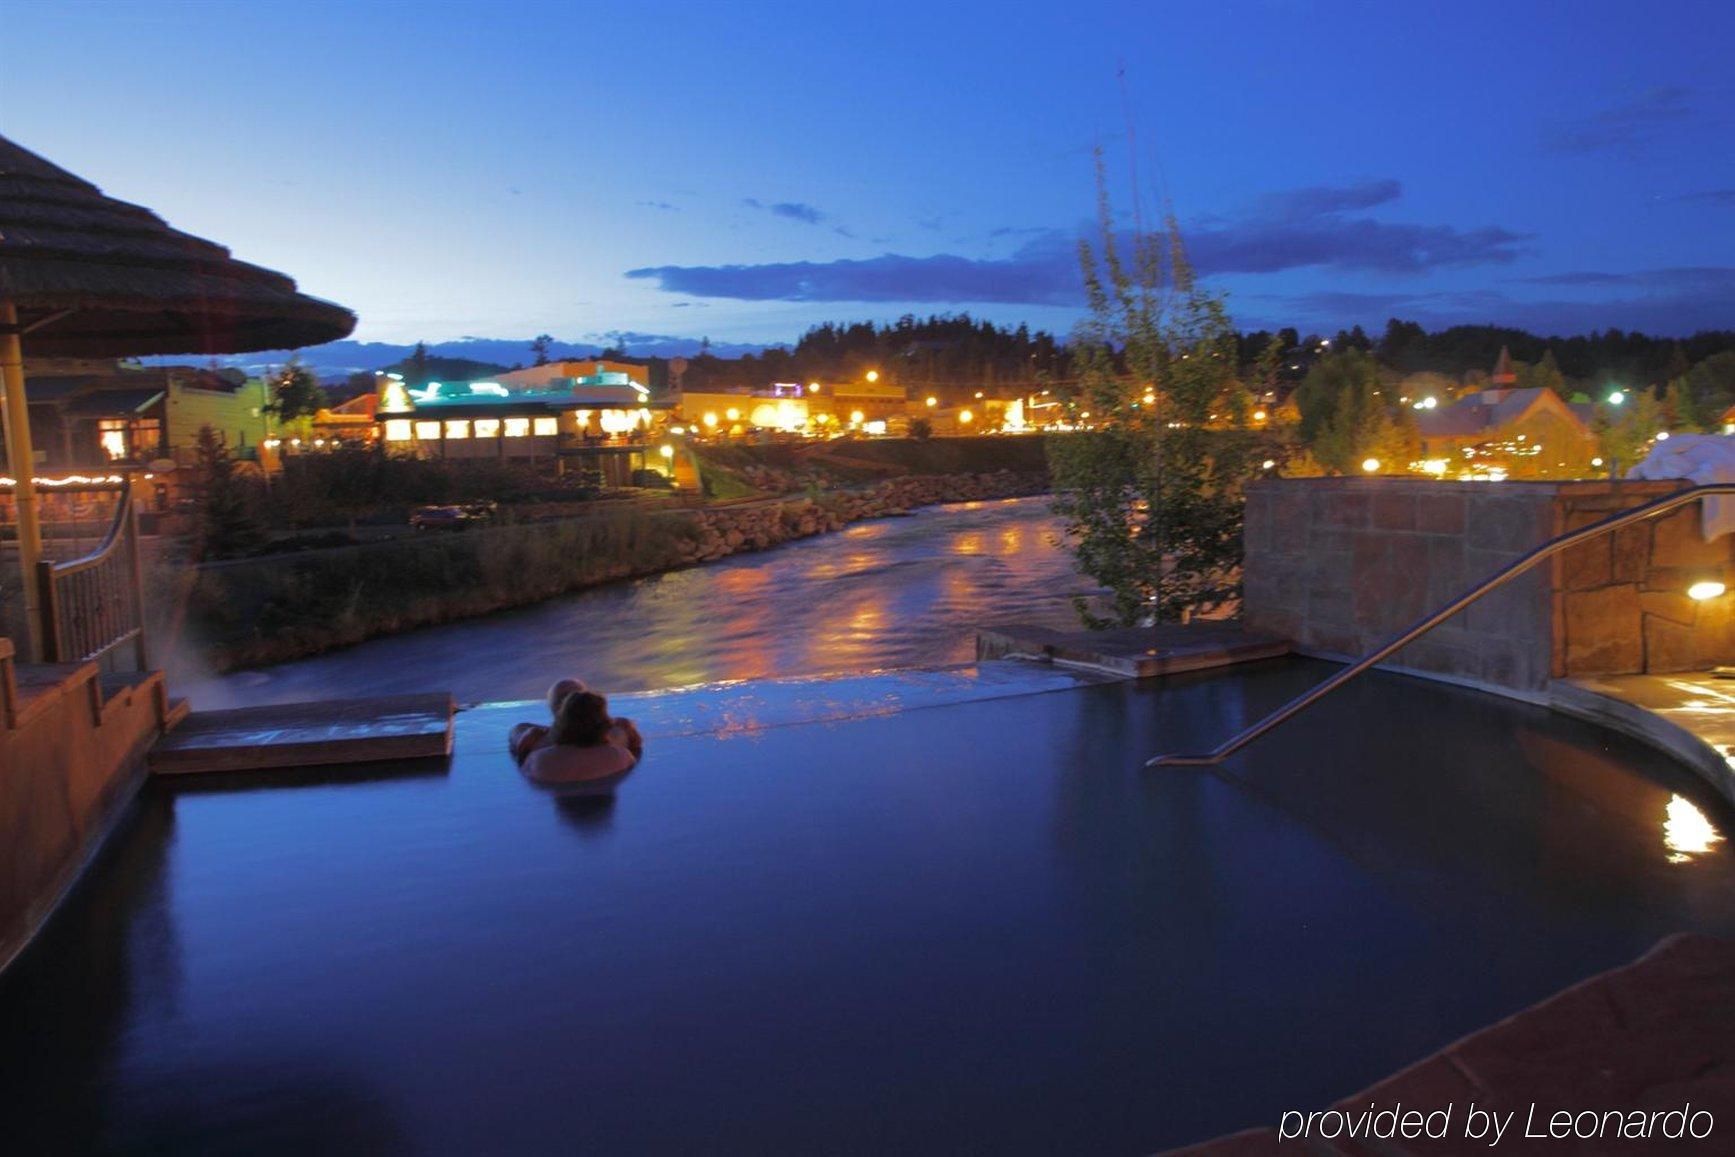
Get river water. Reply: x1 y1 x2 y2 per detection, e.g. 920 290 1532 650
186 496 1096 708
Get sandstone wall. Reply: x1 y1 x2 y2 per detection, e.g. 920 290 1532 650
1243 478 1735 691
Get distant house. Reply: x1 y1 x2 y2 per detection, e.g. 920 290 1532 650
1415 385 1596 477
22 362 270 469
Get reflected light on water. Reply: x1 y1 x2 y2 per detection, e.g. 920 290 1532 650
1665 794 1725 863
186 498 1097 708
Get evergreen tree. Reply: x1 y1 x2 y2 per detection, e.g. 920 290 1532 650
191 425 265 559
408 341 431 386
530 334 554 366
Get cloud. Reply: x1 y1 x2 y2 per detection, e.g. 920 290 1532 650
637 200 679 211
627 242 1082 306
1542 86 1699 155
628 179 1529 304
1515 267 1735 293
743 197 828 225
1252 178 1403 220
1265 267 1735 337
1676 188 1735 207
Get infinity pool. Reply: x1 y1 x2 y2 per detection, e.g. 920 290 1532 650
4 660 1732 1154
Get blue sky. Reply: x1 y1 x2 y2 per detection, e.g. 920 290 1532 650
7 0 1732 348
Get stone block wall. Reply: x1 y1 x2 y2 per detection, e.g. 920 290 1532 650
1243 478 1735 692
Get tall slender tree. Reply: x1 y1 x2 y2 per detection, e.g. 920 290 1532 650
1047 154 1255 626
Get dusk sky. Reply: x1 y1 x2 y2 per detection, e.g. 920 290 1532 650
9 0 1732 351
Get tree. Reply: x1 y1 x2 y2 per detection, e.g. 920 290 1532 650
267 357 326 423
1683 351 1735 428
408 341 431 386
1293 348 1402 473
1515 349 1568 398
1047 155 1254 626
530 334 554 366
191 425 265 559
1596 390 1665 474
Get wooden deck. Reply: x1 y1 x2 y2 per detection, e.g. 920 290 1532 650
1164 933 1735 1155
976 620 1291 679
149 692 455 775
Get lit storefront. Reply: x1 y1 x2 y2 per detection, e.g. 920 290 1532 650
375 380 674 486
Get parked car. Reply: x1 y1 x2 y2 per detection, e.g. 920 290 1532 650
410 505 472 532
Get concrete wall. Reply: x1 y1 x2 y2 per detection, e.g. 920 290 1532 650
1243 478 1735 692
0 660 163 973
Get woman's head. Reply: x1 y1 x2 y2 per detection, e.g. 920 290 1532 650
547 677 587 714
549 690 612 747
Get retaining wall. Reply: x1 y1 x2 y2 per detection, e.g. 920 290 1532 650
1243 478 1735 692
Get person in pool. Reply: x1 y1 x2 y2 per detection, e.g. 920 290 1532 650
509 677 588 761
511 686 642 785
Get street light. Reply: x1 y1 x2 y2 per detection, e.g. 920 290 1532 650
925 396 938 408
959 409 973 425
1361 458 1380 473
1607 390 1626 406
865 370 879 383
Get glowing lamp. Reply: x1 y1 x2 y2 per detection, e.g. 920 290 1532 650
1252 409 1267 421
725 408 740 421
702 412 718 428
1607 390 1626 406
849 410 864 425
808 382 820 393
1361 458 1380 473
1688 580 1726 601
925 396 938 408
959 409 973 424
865 370 879 383
659 445 674 460
1261 459 1276 470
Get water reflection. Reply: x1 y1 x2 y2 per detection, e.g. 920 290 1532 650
1665 794 1724 863
555 793 618 835
187 498 1091 709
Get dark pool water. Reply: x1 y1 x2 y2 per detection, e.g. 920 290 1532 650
4 661 1732 1154
179 497 1094 708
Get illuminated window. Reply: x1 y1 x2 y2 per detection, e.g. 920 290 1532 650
384 419 413 442
474 418 501 438
444 420 470 439
503 417 530 438
98 419 129 460
414 421 442 441
533 417 558 436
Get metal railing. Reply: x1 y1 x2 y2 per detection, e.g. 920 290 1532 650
36 485 148 670
1148 482 1735 768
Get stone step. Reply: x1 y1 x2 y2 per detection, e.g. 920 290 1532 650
149 692 454 775
976 620 1291 679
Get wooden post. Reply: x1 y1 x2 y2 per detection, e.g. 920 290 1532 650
0 300 45 661
125 489 149 670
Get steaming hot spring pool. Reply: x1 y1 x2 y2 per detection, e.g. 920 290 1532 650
3 658 1732 1154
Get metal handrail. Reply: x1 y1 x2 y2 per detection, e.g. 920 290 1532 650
36 486 149 670
1148 482 1735 768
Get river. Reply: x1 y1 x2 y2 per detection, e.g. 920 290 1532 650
184 497 1095 707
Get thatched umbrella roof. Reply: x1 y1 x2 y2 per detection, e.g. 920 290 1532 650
0 133 356 358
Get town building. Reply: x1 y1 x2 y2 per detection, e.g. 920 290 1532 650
21 361 271 469
376 379 675 486
1415 383 1597 479
496 359 650 393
